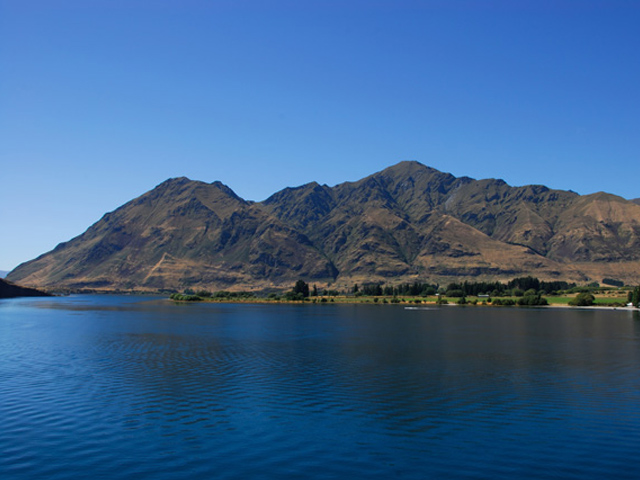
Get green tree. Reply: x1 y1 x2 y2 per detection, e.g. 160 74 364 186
517 295 548 306
569 292 595 306
293 280 310 298
422 286 437 296
446 289 465 298
630 286 640 306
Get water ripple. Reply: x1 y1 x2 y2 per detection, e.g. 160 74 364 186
1 297 640 478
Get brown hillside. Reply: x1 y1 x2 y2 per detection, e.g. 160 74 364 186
8 161 640 291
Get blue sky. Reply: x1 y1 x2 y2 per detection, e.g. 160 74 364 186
1 0 639 272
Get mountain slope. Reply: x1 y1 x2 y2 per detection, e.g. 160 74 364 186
8 161 640 290
0 278 51 298
9 177 336 291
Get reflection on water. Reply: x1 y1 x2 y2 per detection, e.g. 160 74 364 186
1 296 639 479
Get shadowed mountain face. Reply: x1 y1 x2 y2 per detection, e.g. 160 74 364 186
0 278 50 298
9 162 640 291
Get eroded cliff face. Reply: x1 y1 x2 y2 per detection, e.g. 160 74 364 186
8 161 640 291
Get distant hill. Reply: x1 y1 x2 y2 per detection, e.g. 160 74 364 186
0 270 8 278
8 161 640 291
631 198 640 206
0 278 51 298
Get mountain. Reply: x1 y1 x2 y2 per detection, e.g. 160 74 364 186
8 178 335 291
8 161 640 291
0 278 51 298
0 270 8 278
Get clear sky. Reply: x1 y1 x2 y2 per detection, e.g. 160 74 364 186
1 0 639 272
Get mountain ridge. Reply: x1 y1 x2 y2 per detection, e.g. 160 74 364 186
8 161 640 291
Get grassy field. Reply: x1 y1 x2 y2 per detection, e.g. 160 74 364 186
545 294 628 306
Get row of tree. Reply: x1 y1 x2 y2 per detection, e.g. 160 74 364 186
354 282 438 297
178 279 640 307
444 277 574 297
290 276 577 300
353 277 575 298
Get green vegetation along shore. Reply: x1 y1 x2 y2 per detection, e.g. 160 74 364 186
169 277 638 309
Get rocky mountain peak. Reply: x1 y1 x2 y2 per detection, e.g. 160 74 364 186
8 161 640 291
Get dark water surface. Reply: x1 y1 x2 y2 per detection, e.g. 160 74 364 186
1 296 639 479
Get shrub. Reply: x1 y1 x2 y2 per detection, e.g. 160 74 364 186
170 293 202 302
493 298 515 306
569 293 595 306
517 295 549 306
283 291 305 301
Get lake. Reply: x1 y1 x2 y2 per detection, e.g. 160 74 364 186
1 295 639 479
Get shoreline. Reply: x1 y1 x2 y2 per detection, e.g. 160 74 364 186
165 296 637 311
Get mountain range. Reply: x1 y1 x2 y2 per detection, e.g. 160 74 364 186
8 161 640 292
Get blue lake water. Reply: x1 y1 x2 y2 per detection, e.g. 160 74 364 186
1 295 639 479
